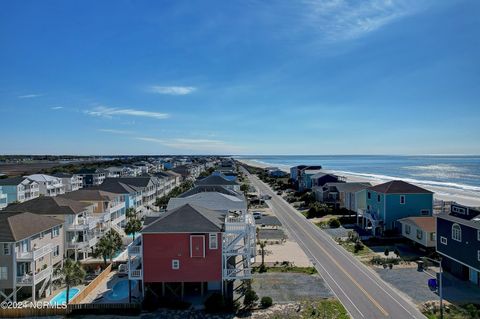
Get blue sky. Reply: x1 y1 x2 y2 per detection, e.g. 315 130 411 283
1 0 479 155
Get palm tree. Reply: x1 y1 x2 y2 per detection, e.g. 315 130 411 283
93 230 123 265
124 215 142 240
55 259 86 304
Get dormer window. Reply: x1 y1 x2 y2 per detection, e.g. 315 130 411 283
400 195 406 204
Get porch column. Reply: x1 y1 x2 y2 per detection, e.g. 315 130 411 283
181 282 184 300
162 282 165 296
201 282 204 296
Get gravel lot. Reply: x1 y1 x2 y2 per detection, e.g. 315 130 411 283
251 272 334 303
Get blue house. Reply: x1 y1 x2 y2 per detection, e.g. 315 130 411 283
436 204 480 287
290 165 322 191
359 180 433 236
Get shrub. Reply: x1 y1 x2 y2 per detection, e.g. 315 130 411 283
243 288 259 308
204 293 226 313
260 296 273 308
354 241 364 253
384 248 390 256
328 218 341 228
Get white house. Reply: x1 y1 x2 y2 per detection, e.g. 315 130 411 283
25 174 65 197
398 216 436 248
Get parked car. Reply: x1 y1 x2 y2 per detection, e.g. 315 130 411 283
276 191 282 195
253 212 262 219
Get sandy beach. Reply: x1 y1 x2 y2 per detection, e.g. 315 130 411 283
238 159 480 207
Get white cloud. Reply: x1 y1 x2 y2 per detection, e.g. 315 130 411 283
18 94 42 99
303 0 429 41
85 106 170 120
51 106 64 110
98 128 132 135
148 86 197 95
136 137 245 153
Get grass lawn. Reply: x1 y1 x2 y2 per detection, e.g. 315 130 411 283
297 299 349 319
422 303 480 319
338 241 375 257
253 265 318 275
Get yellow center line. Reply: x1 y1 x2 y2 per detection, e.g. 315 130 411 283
259 179 390 317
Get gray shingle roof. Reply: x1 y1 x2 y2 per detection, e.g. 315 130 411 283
179 185 241 198
142 204 224 233
0 177 26 186
60 189 118 201
0 212 63 242
325 182 372 193
6 196 91 215
93 178 138 194
167 192 246 212
195 175 239 186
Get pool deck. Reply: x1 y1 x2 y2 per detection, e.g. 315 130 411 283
82 270 141 304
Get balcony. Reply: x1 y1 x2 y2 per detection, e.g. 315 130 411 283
66 236 98 249
108 202 126 214
66 216 98 231
16 267 52 286
16 244 53 261
128 246 141 256
129 269 142 279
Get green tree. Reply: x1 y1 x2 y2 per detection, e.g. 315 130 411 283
54 259 86 304
240 183 250 195
93 230 123 265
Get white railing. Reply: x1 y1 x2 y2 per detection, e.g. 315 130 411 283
108 202 126 214
16 267 52 285
67 216 98 230
129 269 142 279
128 245 142 256
16 244 53 261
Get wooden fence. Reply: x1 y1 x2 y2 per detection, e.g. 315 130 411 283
70 263 112 304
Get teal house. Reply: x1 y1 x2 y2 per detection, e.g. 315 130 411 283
359 180 433 236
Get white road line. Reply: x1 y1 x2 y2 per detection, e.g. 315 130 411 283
268 199 365 318
249 173 424 319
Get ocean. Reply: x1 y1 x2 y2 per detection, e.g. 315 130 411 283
235 155 480 193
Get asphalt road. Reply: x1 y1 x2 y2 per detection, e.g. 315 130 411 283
243 167 425 319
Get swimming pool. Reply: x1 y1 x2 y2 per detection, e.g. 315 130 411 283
50 287 80 305
106 280 137 301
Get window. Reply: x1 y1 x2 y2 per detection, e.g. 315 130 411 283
0 267 7 280
478 230 480 241
377 195 381 202
478 250 480 262
400 195 406 204
3 243 10 255
367 192 371 199
430 232 436 241
405 224 411 235
421 209 430 216
451 223 462 242
52 226 60 238
440 236 447 245
416 229 423 240
172 259 180 270
53 245 60 257
209 233 218 250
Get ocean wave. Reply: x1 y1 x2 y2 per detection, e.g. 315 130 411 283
334 170 480 193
